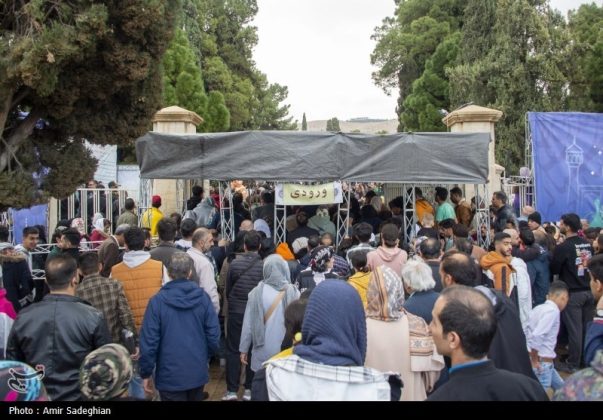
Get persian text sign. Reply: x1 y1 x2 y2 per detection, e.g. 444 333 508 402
276 182 343 205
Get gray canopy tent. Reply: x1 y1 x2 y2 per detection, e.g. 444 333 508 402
136 131 492 246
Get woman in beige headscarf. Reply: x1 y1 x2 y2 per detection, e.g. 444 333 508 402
364 266 444 401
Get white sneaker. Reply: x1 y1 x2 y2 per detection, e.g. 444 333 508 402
242 389 252 401
221 391 238 401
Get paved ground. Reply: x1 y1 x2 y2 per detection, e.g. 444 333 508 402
205 360 228 401
205 359 252 401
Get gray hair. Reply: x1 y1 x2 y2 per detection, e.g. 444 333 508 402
115 224 131 235
401 259 436 292
191 227 210 246
167 253 193 280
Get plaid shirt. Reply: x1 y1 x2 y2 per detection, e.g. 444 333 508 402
76 274 137 345
264 355 397 401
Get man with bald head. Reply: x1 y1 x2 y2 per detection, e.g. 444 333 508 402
187 228 220 315
427 285 547 401
439 251 535 379
240 219 253 232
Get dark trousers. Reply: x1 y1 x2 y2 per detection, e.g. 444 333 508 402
561 290 595 368
159 386 205 401
226 312 254 392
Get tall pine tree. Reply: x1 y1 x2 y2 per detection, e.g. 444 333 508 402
301 113 307 131
448 0 569 173
162 29 230 132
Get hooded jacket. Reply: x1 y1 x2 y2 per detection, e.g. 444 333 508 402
348 271 371 308
366 246 408 276
191 197 217 228
480 252 515 295
110 251 169 331
139 279 220 391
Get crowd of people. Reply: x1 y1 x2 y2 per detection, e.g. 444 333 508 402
0 181 602 402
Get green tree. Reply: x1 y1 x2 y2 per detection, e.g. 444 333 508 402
448 0 570 173
0 0 178 209
162 29 229 132
567 4 603 111
301 113 308 131
402 33 461 131
190 0 295 130
371 0 465 131
326 118 340 132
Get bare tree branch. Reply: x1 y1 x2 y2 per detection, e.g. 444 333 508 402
0 108 44 173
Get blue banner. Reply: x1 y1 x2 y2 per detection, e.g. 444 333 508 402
529 112 603 226
10 205 48 244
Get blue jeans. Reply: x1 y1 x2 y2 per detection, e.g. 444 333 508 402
533 361 564 391
128 361 145 399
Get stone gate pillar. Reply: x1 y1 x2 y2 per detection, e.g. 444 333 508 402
150 106 203 217
442 105 504 196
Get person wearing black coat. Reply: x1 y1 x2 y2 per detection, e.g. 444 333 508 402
427 286 548 401
439 251 536 380
7 255 110 401
0 243 34 312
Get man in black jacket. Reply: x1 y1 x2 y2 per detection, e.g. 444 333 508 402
223 230 264 401
491 191 516 232
427 285 548 401
439 251 536 379
7 255 110 401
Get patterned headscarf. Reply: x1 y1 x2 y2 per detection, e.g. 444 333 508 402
294 280 367 366
79 344 133 401
309 245 334 273
366 265 405 322
0 361 48 401
71 218 86 236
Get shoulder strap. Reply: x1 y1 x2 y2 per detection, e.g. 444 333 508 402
232 255 260 282
264 290 286 323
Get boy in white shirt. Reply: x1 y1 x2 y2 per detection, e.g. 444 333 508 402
527 280 569 391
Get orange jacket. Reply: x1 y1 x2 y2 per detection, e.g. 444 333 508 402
480 252 515 295
111 259 163 332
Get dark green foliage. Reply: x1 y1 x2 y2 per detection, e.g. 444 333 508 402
162 29 230 132
186 0 295 131
326 118 340 132
372 0 602 174
0 0 179 209
301 113 307 131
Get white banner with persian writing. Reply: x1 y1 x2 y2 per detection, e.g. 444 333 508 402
275 182 343 205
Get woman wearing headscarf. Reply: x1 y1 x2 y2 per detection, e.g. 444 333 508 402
239 255 300 376
0 361 48 401
364 264 444 401
89 218 111 248
257 280 401 401
70 218 90 250
307 206 337 238
253 219 272 239
295 245 340 292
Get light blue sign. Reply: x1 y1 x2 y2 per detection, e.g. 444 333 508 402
11 205 48 244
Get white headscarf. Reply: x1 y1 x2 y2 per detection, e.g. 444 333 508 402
253 219 271 238
93 218 106 231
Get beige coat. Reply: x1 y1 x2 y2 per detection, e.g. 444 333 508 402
365 315 444 401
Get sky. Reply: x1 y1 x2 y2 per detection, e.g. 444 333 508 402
253 0 598 123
